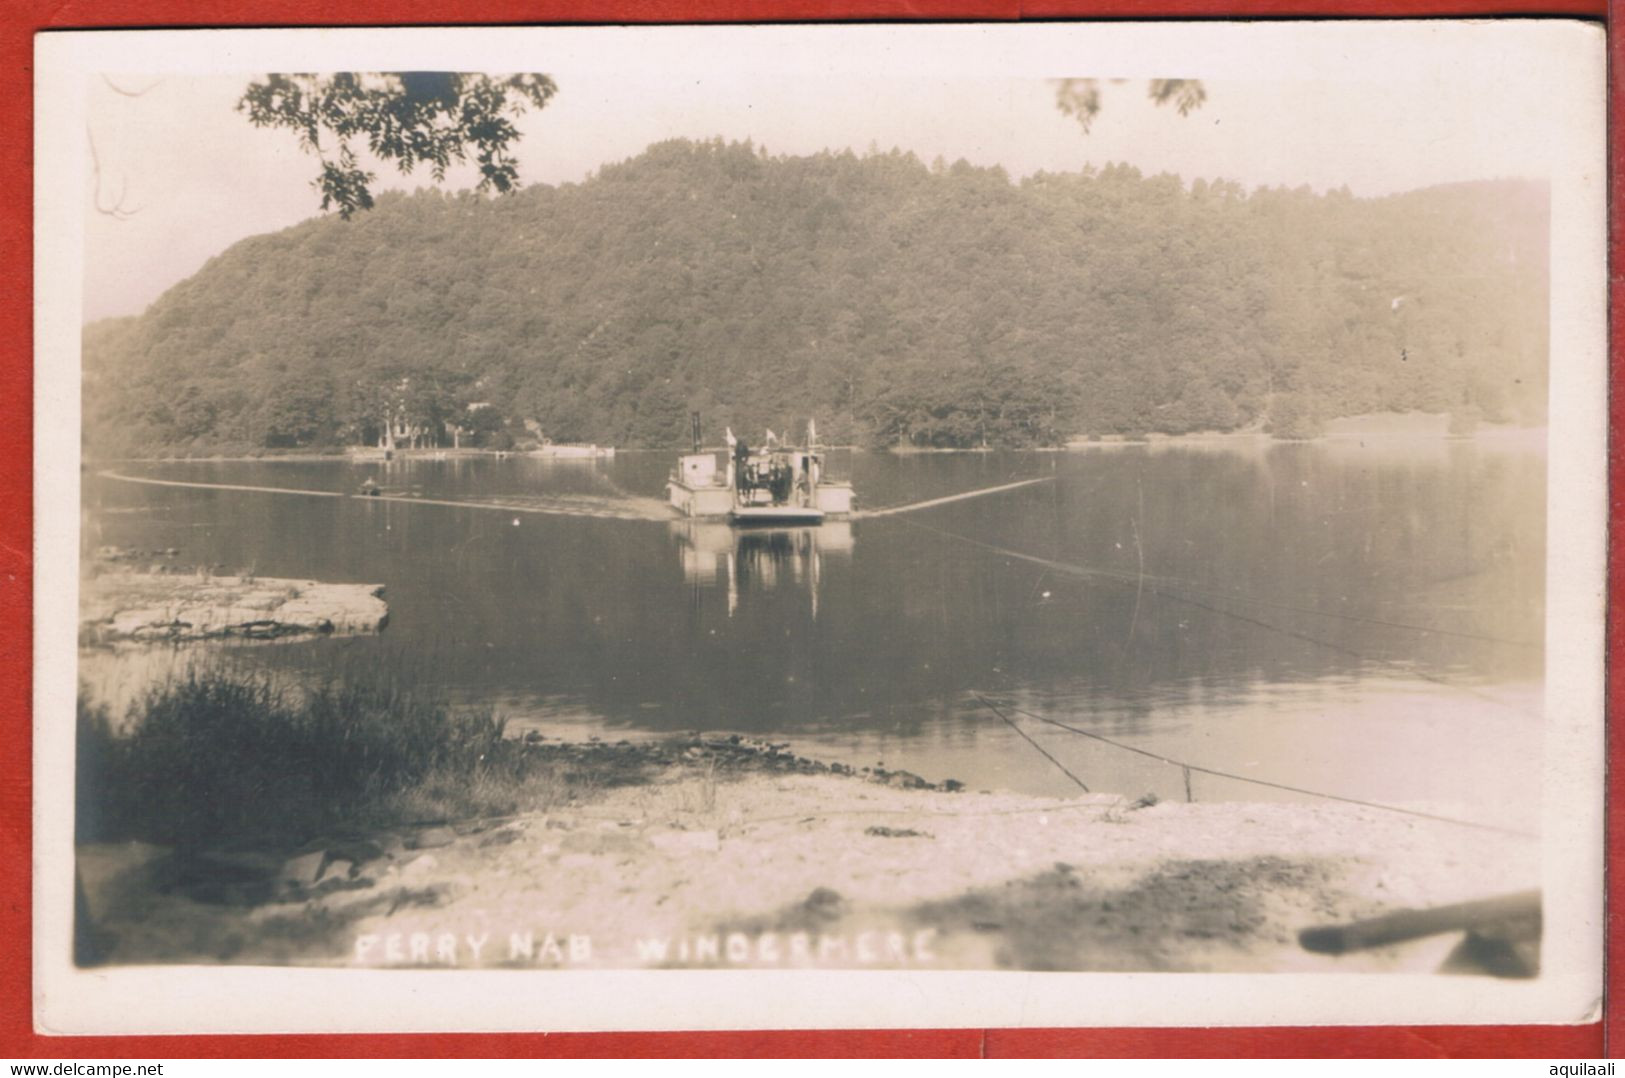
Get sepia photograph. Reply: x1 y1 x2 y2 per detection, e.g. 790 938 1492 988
33 22 1606 1034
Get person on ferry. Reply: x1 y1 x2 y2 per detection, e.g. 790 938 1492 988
733 438 751 492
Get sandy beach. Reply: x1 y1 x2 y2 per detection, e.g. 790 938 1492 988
75 738 1539 975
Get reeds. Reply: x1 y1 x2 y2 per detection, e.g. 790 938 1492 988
76 667 563 849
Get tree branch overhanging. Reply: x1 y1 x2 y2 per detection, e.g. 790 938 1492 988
237 72 559 219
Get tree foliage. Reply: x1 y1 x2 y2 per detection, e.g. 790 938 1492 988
83 140 1549 456
238 72 558 218
1055 78 1206 134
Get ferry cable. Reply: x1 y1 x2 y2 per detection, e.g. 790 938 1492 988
889 510 1537 650
888 513 1540 717
984 702 1091 794
99 470 671 522
98 470 345 499
853 476 1056 519
974 695 1538 840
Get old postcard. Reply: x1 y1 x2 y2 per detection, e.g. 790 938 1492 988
33 21 1606 1034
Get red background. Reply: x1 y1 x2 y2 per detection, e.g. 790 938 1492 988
0 0 1612 1059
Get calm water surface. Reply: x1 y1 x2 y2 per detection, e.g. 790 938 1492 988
81 440 1546 828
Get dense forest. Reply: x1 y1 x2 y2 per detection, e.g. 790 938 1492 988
82 139 1549 455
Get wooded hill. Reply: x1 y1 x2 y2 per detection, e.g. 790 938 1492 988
82 139 1549 455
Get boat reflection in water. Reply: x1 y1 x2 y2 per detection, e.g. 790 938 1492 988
675 520 855 618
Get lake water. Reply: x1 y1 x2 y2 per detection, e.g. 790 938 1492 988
80 439 1546 829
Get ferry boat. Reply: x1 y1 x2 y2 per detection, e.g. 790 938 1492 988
668 420 854 525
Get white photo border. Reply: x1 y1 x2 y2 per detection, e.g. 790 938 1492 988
33 21 1607 1035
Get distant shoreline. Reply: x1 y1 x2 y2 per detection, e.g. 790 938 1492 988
1067 425 1547 450
88 423 1548 465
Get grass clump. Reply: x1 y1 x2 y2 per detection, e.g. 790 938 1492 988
77 669 563 849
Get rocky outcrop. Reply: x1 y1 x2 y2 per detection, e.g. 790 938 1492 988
80 569 388 645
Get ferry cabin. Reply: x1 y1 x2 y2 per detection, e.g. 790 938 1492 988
668 445 854 524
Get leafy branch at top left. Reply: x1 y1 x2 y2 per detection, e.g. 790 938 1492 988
237 72 559 219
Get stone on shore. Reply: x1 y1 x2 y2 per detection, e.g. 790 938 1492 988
407 827 458 850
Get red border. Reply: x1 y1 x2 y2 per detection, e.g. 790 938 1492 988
2 0 1611 1060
